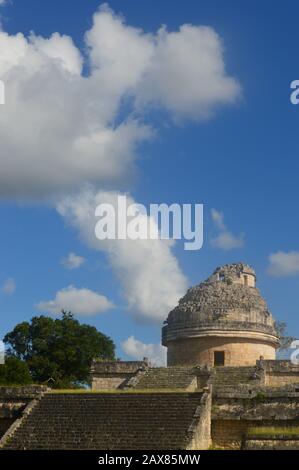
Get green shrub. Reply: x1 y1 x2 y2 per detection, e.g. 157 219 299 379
0 356 32 385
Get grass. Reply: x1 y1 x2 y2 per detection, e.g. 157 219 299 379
247 426 299 437
49 388 202 394
0 383 40 387
208 444 228 450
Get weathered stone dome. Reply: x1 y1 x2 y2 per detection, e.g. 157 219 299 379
165 263 275 331
162 263 279 367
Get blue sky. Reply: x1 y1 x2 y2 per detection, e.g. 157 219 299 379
0 0 299 363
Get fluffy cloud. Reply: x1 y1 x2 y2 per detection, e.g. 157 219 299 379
267 251 299 277
37 285 114 316
0 4 240 200
61 252 85 270
56 188 188 324
135 24 240 119
121 335 166 366
2 277 16 295
0 5 240 324
210 208 244 250
88 6 240 120
0 28 149 199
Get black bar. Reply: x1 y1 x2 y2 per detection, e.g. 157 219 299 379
0 450 298 467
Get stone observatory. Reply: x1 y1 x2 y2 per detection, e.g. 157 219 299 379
162 263 280 367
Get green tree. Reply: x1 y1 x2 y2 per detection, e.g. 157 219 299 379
0 356 32 385
4 311 115 388
275 320 296 350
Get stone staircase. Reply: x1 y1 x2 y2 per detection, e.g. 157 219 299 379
243 431 299 450
133 367 197 390
132 366 259 392
2 392 204 450
212 366 260 391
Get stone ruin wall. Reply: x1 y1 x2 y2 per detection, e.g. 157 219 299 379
0 361 298 449
260 360 299 387
211 419 299 450
167 336 276 367
91 360 148 390
187 388 212 450
211 363 299 449
0 386 47 439
92 376 128 390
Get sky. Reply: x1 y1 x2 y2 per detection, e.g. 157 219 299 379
0 0 299 365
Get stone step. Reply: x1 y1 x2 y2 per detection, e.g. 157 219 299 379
3 392 203 450
134 367 197 389
212 366 259 389
244 437 299 450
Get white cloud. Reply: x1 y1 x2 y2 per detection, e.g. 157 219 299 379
0 4 240 200
0 27 149 199
0 5 240 326
211 231 244 251
0 1 7 6
122 335 166 366
2 277 16 295
211 208 226 231
61 252 85 270
37 285 114 316
135 24 240 120
56 188 188 324
267 251 299 277
210 208 244 250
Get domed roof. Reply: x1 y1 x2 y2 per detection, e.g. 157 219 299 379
162 263 279 344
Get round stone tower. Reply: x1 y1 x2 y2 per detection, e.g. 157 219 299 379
162 263 280 367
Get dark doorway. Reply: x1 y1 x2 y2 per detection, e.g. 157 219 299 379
214 351 225 366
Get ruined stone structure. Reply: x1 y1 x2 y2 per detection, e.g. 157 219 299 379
1 263 299 450
91 359 148 390
162 263 280 367
2 361 299 450
0 386 47 440
0 388 212 450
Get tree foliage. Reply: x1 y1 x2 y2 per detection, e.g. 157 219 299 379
0 356 32 386
4 311 115 388
275 320 296 350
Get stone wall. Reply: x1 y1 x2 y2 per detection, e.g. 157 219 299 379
260 360 299 387
0 386 47 439
187 388 212 449
167 337 275 367
267 374 299 386
244 436 299 450
211 384 299 449
213 392 299 420
92 376 130 390
212 419 251 449
91 360 148 390
0 386 47 400
212 419 299 449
